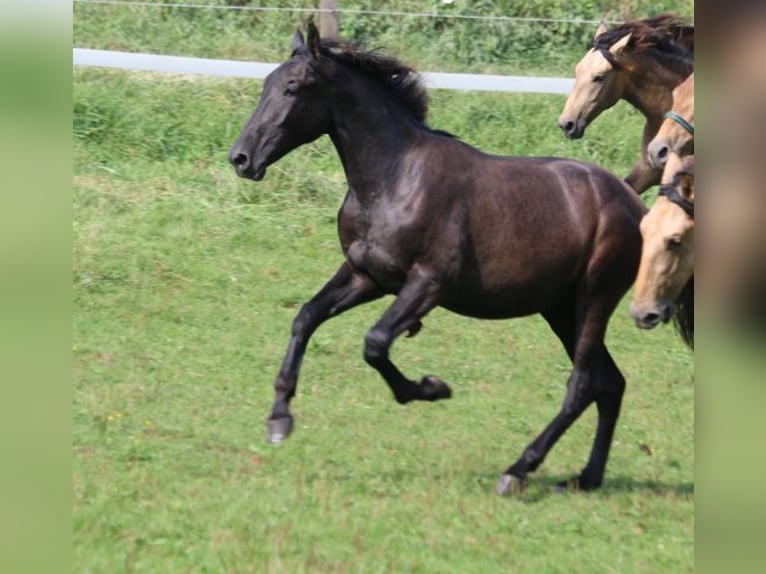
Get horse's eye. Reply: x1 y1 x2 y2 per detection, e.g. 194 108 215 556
593 74 606 83
666 237 683 251
285 80 299 95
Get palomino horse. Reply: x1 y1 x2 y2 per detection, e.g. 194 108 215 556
229 23 646 494
647 72 694 168
631 153 694 348
558 14 694 193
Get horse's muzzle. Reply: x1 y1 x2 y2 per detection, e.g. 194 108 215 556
647 139 669 168
229 148 266 180
630 302 674 330
558 117 584 139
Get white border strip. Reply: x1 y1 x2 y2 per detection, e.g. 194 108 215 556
73 48 574 94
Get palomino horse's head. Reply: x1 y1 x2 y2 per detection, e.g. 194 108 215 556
631 153 694 330
648 73 694 167
558 22 632 139
229 22 332 180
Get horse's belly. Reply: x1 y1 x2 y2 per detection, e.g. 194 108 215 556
440 260 581 318
441 286 567 319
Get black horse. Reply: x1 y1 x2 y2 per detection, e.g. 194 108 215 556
229 23 646 495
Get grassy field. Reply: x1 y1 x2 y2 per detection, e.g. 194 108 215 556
73 68 693 572
74 4 694 570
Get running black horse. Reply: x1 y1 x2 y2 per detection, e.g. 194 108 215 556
229 23 646 495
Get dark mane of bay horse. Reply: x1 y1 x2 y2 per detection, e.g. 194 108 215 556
593 14 694 59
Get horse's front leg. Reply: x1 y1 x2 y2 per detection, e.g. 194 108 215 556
625 122 664 193
267 262 382 443
624 155 662 194
363 265 452 404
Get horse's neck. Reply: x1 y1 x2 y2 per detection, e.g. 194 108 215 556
622 53 693 121
328 93 421 202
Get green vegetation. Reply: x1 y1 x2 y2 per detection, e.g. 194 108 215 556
74 0 693 75
74 2 693 571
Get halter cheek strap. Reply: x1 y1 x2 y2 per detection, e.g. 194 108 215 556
663 110 695 136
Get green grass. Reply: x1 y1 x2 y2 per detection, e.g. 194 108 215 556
73 67 692 572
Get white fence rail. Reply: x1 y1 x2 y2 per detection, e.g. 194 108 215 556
73 48 574 95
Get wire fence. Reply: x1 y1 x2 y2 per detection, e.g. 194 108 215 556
73 0 616 25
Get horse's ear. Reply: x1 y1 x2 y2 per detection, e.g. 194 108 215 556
292 29 306 52
609 32 632 55
595 20 608 38
679 173 694 203
306 20 321 57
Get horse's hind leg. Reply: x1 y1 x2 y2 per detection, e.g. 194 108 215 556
561 347 625 491
495 366 597 496
496 294 622 495
363 265 452 404
267 262 382 443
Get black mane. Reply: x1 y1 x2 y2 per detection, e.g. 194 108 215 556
594 14 694 61
317 38 430 124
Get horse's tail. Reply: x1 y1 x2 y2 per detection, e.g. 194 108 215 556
673 276 694 349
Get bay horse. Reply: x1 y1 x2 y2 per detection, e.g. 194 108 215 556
558 14 694 194
229 22 646 494
631 153 694 348
647 72 694 168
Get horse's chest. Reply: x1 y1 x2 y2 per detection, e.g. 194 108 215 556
340 217 417 290
345 238 409 289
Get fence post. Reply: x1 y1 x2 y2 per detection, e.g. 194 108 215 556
318 0 339 39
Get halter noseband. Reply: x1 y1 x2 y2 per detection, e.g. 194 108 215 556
658 180 694 219
663 110 695 136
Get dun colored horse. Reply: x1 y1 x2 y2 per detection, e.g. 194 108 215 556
647 73 694 168
631 153 694 348
229 23 646 494
558 14 694 193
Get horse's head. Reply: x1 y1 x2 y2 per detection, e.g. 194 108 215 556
558 22 632 139
631 154 695 329
648 73 695 167
229 22 332 180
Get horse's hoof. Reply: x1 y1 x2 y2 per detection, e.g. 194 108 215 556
267 416 294 444
406 320 423 338
495 473 526 496
420 375 452 401
554 479 575 493
554 475 601 493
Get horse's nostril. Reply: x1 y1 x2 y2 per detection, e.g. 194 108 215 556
656 146 668 159
232 152 249 167
643 312 660 324
564 121 576 134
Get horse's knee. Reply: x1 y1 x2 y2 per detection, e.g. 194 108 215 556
290 303 313 337
363 329 389 365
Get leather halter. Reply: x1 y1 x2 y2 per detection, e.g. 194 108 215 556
658 181 694 219
663 110 695 136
